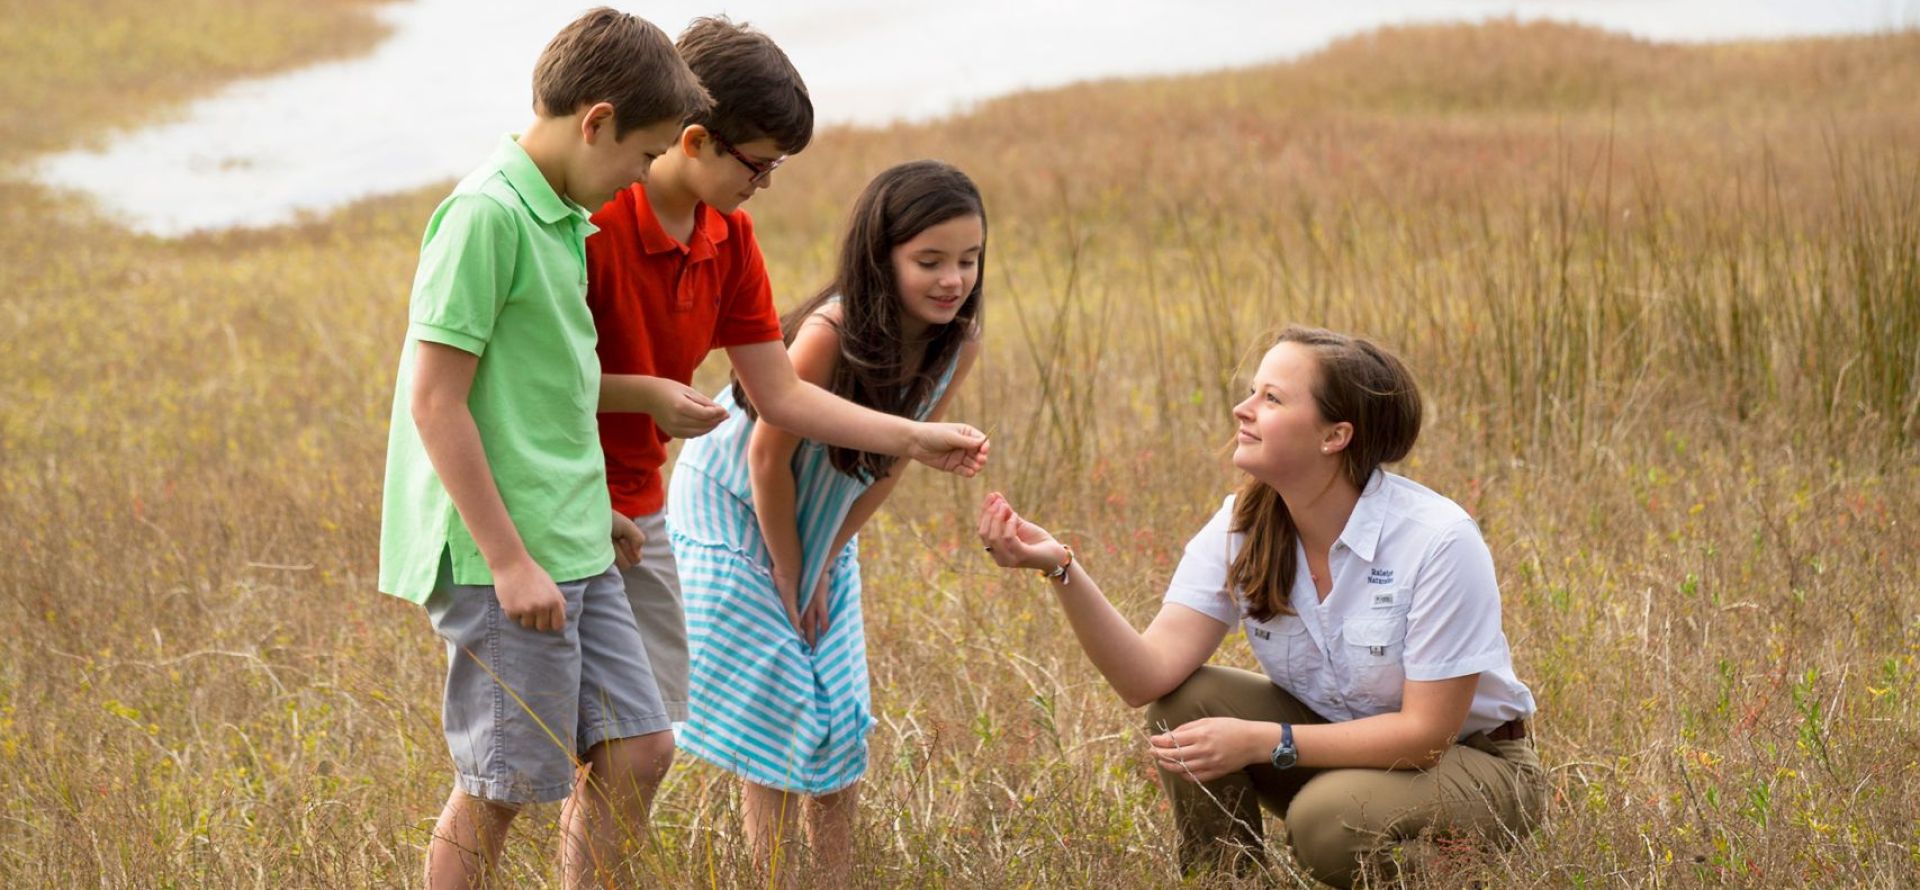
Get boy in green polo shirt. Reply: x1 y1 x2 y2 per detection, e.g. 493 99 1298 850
376 9 708 887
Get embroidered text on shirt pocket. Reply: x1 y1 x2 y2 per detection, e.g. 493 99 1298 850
1342 615 1408 712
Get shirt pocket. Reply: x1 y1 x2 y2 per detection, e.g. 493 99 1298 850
1253 614 1318 691
1342 614 1409 714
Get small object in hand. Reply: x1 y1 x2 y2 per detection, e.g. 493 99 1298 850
983 545 994 552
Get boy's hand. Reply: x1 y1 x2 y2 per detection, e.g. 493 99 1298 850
611 511 645 570
907 422 989 477
494 559 567 632
642 377 728 439
977 492 1067 572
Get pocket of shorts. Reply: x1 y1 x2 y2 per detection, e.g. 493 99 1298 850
1342 615 1408 711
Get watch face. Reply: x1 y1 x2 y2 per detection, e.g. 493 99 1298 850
1270 745 1297 769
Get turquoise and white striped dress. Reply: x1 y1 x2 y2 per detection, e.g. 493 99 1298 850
668 354 958 794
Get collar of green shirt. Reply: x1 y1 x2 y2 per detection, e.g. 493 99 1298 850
494 135 598 231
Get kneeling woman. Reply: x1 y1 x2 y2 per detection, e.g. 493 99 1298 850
978 326 1545 887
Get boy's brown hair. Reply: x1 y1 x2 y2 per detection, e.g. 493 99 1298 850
677 16 814 154
533 7 711 137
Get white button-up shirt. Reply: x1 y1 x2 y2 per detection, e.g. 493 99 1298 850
1163 472 1535 737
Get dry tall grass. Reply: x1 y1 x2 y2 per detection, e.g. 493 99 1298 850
2 6 1916 887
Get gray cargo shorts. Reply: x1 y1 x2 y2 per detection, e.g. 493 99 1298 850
426 558 671 804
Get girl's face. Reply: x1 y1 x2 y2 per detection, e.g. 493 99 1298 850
1231 342 1347 485
890 214 983 337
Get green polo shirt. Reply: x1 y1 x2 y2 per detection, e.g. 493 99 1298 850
378 135 613 603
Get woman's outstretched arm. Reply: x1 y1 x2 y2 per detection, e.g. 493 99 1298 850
978 492 1227 707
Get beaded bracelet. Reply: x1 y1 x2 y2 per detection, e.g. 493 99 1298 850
1044 546 1074 585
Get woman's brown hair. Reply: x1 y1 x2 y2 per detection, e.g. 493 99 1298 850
1228 326 1423 621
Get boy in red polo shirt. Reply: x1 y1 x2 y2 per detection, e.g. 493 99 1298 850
584 16 988 767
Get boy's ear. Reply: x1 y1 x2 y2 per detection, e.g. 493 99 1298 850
678 124 709 156
580 102 617 144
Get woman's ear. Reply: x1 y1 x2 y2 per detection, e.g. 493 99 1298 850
1322 421 1353 454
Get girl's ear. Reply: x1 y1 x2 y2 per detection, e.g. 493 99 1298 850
1322 421 1353 454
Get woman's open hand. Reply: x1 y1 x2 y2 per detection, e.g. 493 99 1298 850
978 492 1068 572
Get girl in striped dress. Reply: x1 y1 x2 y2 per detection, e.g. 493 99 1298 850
667 160 986 884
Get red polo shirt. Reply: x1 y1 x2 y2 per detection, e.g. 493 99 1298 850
585 182 783 517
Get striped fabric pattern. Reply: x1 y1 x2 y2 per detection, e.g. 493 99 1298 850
668 352 957 794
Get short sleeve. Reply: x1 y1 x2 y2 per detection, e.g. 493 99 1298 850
711 211 784 348
1162 496 1242 626
407 193 517 356
1402 518 1512 681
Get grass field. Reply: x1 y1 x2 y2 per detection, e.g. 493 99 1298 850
2 3 1917 887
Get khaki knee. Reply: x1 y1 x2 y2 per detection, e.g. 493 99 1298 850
1145 666 1230 733
1283 780 1376 888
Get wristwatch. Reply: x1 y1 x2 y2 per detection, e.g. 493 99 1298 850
1269 723 1298 770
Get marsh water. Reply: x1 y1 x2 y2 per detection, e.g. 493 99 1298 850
27 0 1908 236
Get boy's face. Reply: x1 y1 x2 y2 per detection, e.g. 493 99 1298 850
686 129 787 215
574 115 683 211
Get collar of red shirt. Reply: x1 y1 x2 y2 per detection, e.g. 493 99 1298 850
632 188 731 263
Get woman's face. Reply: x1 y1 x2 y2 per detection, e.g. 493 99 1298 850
1231 342 1342 484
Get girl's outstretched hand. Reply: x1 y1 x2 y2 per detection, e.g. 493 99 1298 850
978 492 1068 572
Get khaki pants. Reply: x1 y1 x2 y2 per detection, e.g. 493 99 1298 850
620 511 689 722
1145 666 1547 888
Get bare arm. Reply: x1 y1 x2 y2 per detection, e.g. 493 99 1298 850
978 488 1480 776
728 339 989 476
1289 675 1477 768
825 337 981 557
1143 673 1479 782
794 336 985 640
599 374 728 439
409 341 565 631
745 319 838 629
978 492 1229 707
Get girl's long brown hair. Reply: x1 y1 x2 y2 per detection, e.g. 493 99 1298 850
733 160 985 482
1229 326 1423 621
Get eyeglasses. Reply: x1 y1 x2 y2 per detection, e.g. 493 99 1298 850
714 137 785 186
